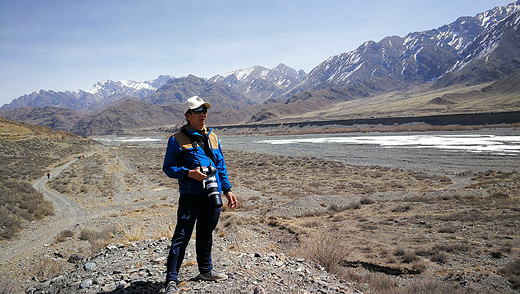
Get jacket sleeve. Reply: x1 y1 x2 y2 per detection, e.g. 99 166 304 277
215 139 232 192
163 136 189 179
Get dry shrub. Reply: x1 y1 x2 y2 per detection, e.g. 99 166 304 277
416 246 452 264
328 203 350 213
34 255 65 282
0 181 54 240
225 150 451 199
118 222 146 242
499 258 520 289
54 229 75 243
391 204 411 212
402 251 419 263
394 248 418 263
432 243 470 254
79 229 102 242
303 221 320 228
151 223 175 240
360 197 375 205
364 272 399 293
80 226 118 250
411 259 427 273
350 202 362 209
0 207 21 240
0 276 17 294
429 251 449 264
400 279 476 294
437 226 456 234
337 269 469 294
292 231 352 272
490 191 509 199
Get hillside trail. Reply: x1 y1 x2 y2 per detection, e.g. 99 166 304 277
0 153 96 265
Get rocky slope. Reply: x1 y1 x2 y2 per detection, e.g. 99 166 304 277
25 239 358 294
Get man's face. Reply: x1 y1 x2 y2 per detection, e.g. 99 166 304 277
185 107 207 130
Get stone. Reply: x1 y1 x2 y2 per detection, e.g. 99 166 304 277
84 262 96 271
80 278 93 289
67 254 84 264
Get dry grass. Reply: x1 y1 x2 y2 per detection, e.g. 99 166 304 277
34 255 66 282
117 221 148 242
54 229 75 243
278 174 518 292
499 258 520 290
0 118 93 240
3 128 518 293
0 276 18 294
78 145 517 292
225 150 452 198
79 226 118 252
291 231 353 272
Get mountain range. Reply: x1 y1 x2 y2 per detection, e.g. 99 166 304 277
1 1 519 135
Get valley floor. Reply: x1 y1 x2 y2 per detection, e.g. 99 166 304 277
1 132 519 293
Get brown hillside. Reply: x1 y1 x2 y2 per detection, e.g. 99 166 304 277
0 117 95 240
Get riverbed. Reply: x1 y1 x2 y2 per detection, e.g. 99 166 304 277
91 128 520 175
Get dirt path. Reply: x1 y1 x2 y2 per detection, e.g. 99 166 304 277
0 155 93 264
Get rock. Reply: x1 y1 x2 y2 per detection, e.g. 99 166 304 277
84 262 96 271
106 244 118 251
80 278 93 289
67 254 84 264
53 250 64 258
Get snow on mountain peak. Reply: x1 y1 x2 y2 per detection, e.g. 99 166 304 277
84 76 173 98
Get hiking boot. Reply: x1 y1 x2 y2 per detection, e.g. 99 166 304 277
198 270 228 281
164 281 178 294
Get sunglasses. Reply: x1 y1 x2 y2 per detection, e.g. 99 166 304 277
190 107 207 114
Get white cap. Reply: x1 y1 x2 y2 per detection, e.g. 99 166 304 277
183 96 212 113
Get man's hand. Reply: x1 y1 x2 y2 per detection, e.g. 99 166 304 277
225 191 238 209
188 167 207 181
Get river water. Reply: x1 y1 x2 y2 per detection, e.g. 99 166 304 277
91 128 520 175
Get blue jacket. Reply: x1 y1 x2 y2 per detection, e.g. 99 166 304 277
162 125 232 196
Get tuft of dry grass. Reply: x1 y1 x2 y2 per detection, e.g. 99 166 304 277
117 222 147 242
34 255 66 282
0 276 18 294
79 226 118 251
499 258 520 289
291 231 352 272
54 229 75 243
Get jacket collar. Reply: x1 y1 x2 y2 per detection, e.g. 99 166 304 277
182 124 212 136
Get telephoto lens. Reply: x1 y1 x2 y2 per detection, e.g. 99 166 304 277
201 166 223 208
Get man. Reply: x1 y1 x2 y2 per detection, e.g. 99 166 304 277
162 96 238 294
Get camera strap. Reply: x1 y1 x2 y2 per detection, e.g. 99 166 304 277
181 127 217 167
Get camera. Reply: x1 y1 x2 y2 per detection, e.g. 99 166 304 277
200 166 223 208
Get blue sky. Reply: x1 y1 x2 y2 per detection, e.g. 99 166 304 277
0 0 514 106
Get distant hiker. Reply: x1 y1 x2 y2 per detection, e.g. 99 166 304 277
162 96 238 294
47 173 50 179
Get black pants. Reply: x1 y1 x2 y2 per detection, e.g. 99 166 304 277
165 193 221 284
